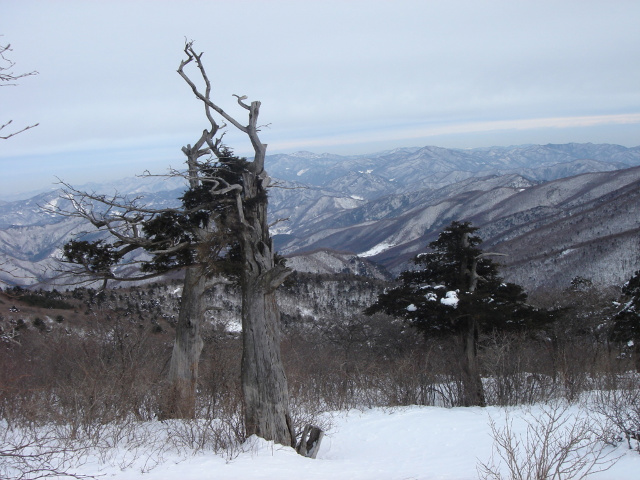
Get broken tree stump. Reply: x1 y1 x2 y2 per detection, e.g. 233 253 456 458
296 424 324 459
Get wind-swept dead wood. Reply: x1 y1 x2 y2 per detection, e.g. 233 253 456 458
178 41 295 447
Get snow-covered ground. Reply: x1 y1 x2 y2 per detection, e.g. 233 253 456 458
358 241 396 258
62 405 638 480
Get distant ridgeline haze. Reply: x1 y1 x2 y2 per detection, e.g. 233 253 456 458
1 143 639 290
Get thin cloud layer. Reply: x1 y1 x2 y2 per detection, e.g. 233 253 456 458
1 0 639 195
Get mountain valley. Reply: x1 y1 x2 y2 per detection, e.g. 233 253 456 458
1 142 639 292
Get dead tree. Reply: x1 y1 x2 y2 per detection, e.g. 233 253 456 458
1 40 38 139
296 424 324 458
178 42 295 447
161 129 216 419
51 125 229 420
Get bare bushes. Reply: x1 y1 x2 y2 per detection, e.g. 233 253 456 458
0 313 250 478
591 374 640 453
0 416 245 480
38 317 164 426
0 314 169 478
283 314 575 411
481 332 558 407
281 312 608 411
197 330 242 421
0 423 92 480
182 330 247 457
2 300 626 421
2 276 638 477
160 416 245 462
283 313 431 411
477 401 620 480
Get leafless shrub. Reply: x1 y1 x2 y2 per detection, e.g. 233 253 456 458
197 330 242 419
3 277 635 476
378 353 438 406
161 414 246 462
0 422 92 480
477 401 620 480
590 373 640 453
481 333 558 406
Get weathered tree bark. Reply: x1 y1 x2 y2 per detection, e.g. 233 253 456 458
178 43 295 447
296 424 324 458
161 130 217 419
55 55 223 421
459 240 488 407
239 153 294 446
459 318 486 407
240 264 294 444
162 265 206 419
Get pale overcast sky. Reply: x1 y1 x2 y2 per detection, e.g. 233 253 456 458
1 0 639 197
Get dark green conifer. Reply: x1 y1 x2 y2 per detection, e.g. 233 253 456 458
610 270 640 371
367 221 551 406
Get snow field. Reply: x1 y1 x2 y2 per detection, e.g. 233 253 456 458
65 404 638 480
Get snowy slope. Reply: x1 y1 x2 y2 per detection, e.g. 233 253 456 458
64 405 638 480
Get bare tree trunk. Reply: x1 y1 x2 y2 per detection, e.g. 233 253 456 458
461 245 488 407
460 318 486 407
241 270 294 444
177 44 294 446
161 265 205 419
159 132 214 420
239 165 294 446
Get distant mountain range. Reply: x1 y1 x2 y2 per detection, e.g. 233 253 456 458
1 143 639 291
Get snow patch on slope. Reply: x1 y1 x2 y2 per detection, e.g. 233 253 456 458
358 242 395 258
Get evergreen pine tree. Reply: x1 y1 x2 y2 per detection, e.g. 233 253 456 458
610 270 640 371
61 145 245 282
367 221 550 406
